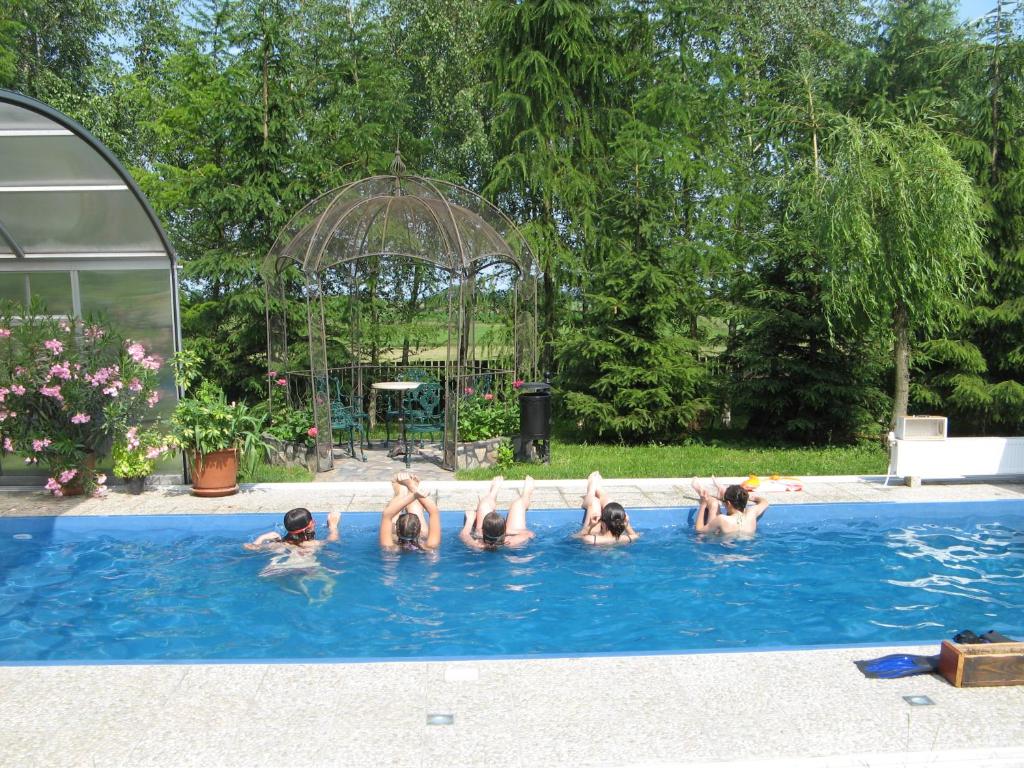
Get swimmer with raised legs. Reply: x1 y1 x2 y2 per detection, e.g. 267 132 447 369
379 472 442 552
692 477 768 536
459 475 536 550
576 471 637 545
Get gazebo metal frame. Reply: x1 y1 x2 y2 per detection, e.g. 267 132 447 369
261 151 538 471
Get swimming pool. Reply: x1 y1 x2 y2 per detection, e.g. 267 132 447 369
1 500 1022 663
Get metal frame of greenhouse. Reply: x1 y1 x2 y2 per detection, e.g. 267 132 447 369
0 89 183 484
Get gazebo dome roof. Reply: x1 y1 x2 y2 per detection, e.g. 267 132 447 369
264 151 533 277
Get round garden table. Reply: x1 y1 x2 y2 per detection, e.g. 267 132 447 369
372 381 421 467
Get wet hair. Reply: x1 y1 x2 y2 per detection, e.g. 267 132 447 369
395 512 422 544
601 502 627 539
481 512 506 546
723 485 749 512
283 507 314 543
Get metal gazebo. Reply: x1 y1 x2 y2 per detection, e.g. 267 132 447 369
261 151 538 471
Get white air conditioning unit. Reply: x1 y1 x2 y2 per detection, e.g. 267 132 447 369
895 416 947 441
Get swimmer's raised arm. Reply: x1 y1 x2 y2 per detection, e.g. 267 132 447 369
624 513 639 540
416 485 442 550
379 486 412 548
460 508 483 550
748 492 769 520
244 531 282 550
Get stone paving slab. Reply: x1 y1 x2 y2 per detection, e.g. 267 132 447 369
4 474 1024 517
1 647 1022 768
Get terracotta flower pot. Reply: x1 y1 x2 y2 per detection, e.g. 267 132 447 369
60 452 97 497
190 448 239 497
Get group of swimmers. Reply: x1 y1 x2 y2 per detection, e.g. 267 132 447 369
244 471 770 556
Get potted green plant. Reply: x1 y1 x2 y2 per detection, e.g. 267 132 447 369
170 351 265 497
112 427 170 494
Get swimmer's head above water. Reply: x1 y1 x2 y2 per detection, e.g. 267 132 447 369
283 507 315 543
480 511 506 548
395 511 422 547
600 502 628 539
722 485 749 513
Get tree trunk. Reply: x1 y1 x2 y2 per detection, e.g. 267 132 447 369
891 301 911 430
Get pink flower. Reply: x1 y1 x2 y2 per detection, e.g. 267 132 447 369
3 437 12 452
39 386 63 402
140 356 160 371
0 387 6 402
128 377 143 392
96 474 107 485
32 438 52 452
45 477 62 492
145 447 163 460
102 386 119 397
126 427 140 449
44 339 63 355
267 370 278 378
49 362 72 381
307 427 319 438
10 384 24 396
53 489 64 497
0 328 10 338
84 324 104 340
58 469 78 484
276 378 287 387
147 391 160 408
464 387 474 395
126 342 146 362
59 319 71 332
484 393 494 401
513 379 524 390
0 410 9 422
92 486 108 498
71 413 91 424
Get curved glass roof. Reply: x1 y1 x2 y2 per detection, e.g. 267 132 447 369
0 89 176 263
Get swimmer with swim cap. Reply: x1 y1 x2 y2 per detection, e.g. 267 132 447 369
244 507 340 551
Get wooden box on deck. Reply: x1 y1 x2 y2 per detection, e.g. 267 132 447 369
938 640 1024 687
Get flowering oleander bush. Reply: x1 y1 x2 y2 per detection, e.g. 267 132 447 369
0 301 165 496
458 380 521 442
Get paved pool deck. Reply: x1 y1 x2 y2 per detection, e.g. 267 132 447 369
2 475 1023 768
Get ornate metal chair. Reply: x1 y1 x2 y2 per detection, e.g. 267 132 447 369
405 381 444 445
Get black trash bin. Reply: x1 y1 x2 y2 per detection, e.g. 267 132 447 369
518 382 551 463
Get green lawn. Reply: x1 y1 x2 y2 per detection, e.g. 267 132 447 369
456 440 888 480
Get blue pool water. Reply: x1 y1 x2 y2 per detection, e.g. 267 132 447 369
1 500 1023 663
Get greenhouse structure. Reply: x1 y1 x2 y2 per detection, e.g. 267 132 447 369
0 89 182 484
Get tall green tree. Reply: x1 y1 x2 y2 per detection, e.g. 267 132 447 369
810 117 986 429
483 0 613 373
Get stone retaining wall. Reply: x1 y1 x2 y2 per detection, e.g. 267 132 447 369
264 435 318 473
454 437 506 470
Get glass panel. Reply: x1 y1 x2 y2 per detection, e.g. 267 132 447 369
0 272 27 303
0 102 64 132
78 269 177 420
0 271 71 314
0 190 162 253
0 136 121 186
